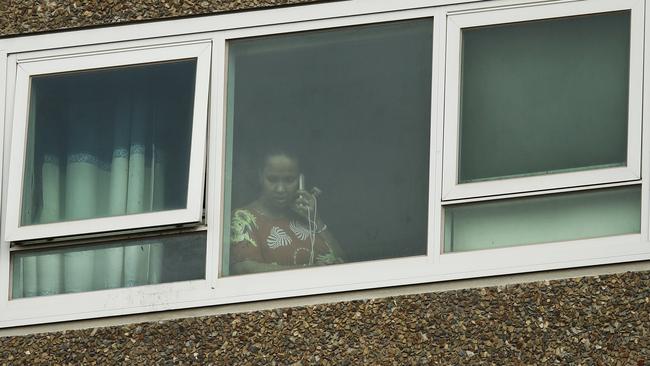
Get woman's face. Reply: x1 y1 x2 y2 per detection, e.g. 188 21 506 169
259 154 299 211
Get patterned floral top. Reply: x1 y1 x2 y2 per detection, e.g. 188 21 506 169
230 208 339 270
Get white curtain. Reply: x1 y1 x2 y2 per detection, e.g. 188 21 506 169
13 82 166 298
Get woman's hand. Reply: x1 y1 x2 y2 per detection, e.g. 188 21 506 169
291 189 317 220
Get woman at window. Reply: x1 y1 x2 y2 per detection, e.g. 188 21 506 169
229 149 344 275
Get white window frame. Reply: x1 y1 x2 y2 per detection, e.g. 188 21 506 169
208 7 444 299
442 0 645 201
3 41 212 242
0 0 647 329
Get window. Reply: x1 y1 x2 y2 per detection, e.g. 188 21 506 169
12 231 207 298
443 1 643 200
222 19 433 275
0 0 648 327
444 186 641 253
3 41 211 300
441 0 644 255
5 42 211 241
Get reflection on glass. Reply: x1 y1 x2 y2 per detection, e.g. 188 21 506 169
12 231 206 299
459 11 631 183
22 60 197 225
444 186 640 253
224 19 433 275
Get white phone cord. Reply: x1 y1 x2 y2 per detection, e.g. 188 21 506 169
307 195 317 265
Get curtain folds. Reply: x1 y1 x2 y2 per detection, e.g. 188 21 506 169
13 81 166 298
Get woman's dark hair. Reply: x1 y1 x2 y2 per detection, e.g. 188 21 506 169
257 145 301 172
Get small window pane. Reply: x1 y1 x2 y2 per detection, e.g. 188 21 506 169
21 60 197 225
11 231 206 299
223 19 433 275
459 11 631 183
444 186 640 253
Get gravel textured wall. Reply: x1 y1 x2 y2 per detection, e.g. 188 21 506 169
0 0 331 36
1 271 649 364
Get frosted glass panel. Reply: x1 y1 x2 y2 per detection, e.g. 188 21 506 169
12 231 206 299
444 186 640 253
459 11 631 183
223 19 433 275
21 60 197 225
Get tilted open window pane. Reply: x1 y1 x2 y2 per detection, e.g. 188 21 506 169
444 186 640 253
22 60 197 226
12 231 206 299
222 19 433 276
458 11 631 183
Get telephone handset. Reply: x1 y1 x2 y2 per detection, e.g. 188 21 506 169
298 173 322 198
293 173 309 210
299 173 305 191
295 173 314 209
297 173 318 265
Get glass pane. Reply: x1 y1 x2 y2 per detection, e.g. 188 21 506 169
11 231 206 299
459 11 631 183
223 19 433 275
444 186 640 253
21 60 197 225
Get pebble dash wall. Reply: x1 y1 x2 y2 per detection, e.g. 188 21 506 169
1 1 649 364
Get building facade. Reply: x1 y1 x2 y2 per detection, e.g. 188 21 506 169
0 0 649 363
